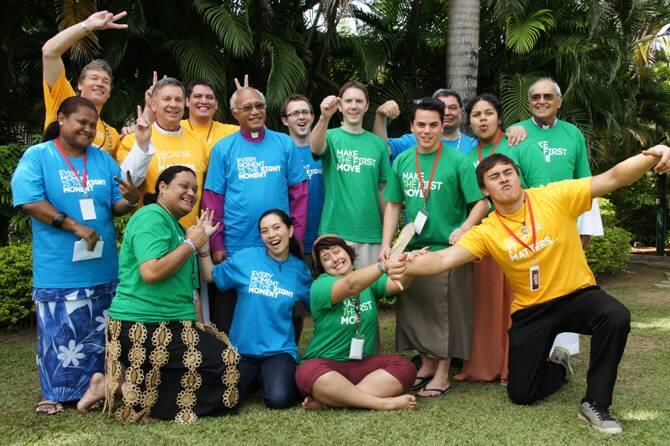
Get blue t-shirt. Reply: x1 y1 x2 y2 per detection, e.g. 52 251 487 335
204 129 307 254
388 132 477 162
212 246 312 359
295 145 323 253
11 140 122 289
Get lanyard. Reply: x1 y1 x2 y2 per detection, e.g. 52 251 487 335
414 142 443 206
350 293 362 335
477 131 504 161
55 137 88 196
495 192 537 258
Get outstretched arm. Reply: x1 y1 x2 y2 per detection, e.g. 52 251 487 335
591 145 670 198
387 245 476 281
42 10 127 87
310 95 340 156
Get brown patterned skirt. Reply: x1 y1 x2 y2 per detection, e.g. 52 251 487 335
104 318 240 424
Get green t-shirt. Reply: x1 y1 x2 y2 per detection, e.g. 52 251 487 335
318 127 391 243
108 204 198 323
302 273 388 361
516 118 592 182
462 134 549 193
384 145 484 251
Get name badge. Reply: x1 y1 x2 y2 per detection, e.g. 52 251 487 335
79 198 97 221
349 336 365 360
530 264 540 291
414 208 428 234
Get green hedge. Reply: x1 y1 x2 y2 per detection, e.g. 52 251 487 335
0 242 33 329
585 226 632 275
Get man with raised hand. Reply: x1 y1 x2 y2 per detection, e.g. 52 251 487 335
281 94 323 267
42 10 127 157
202 87 308 331
310 81 391 268
117 77 208 228
381 99 489 397
388 145 670 435
181 79 239 153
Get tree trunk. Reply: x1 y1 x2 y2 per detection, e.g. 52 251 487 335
446 0 480 102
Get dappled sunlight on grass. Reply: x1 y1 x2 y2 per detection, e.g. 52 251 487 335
620 409 662 421
631 318 670 331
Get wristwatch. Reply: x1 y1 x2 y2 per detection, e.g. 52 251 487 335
52 212 67 228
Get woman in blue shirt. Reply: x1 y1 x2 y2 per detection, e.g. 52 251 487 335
203 209 311 408
11 97 140 414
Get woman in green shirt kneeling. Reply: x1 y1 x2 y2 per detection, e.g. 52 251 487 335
77 165 240 424
296 235 417 410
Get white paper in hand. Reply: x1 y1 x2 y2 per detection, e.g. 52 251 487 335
72 238 104 262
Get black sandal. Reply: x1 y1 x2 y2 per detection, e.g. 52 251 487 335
410 375 434 391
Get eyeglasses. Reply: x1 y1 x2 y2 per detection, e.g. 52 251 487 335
530 93 556 102
285 109 313 118
234 102 266 113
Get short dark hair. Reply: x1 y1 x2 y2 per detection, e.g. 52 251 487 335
432 88 463 108
186 79 216 98
465 93 503 124
312 235 357 277
258 208 303 258
144 165 196 205
42 96 98 142
339 80 369 103
78 59 113 84
410 98 445 123
152 77 185 98
475 154 520 190
281 94 313 117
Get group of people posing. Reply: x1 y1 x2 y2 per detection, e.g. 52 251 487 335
10 10 670 435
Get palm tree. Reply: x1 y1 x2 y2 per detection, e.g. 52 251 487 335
446 0 480 101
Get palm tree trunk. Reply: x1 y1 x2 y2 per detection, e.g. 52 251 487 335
446 0 480 101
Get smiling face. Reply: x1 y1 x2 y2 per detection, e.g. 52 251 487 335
232 89 266 132
470 100 502 145
481 161 524 206
410 109 443 152
259 213 294 260
318 245 354 277
58 106 98 152
436 95 462 133
187 84 218 123
528 80 562 124
77 69 111 108
151 84 186 130
338 87 369 127
157 171 198 218
281 99 314 140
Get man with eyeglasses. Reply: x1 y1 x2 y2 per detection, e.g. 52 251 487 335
203 87 308 332
181 79 239 153
280 94 323 267
311 81 391 268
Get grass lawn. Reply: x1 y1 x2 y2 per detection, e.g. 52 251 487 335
1 263 668 445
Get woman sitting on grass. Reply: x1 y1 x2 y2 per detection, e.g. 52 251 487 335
295 235 418 410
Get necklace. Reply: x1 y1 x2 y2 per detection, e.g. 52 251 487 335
497 199 529 235
188 119 214 144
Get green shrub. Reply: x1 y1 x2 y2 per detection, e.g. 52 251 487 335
0 242 33 329
586 226 632 275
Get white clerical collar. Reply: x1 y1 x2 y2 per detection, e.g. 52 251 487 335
532 116 557 129
153 122 183 136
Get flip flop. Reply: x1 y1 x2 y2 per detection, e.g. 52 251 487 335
35 400 64 415
417 386 451 398
410 375 434 391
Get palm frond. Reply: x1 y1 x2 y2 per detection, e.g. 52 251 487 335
54 0 100 62
505 9 555 54
498 72 536 126
260 34 308 108
192 0 253 57
166 39 230 96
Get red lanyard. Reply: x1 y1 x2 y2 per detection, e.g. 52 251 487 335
495 192 537 256
414 142 443 206
55 138 88 195
477 131 504 161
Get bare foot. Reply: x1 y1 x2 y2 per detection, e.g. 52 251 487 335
77 373 106 414
301 397 324 410
382 394 417 410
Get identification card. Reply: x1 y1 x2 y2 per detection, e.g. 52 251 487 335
414 208 428 234
529 264 540 291
72 238 104 262
79 198 97 221
349 336 365 360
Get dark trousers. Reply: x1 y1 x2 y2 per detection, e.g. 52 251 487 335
507 286 630 407
238 353 299 409
209 284 237 334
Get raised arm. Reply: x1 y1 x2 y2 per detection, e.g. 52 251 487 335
310 95 340 156
373 100 400 142
329 262 389 305
591 145 670 198
42 10 127 87
387 245 476 282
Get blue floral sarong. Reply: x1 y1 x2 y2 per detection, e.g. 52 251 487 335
34 282 116 402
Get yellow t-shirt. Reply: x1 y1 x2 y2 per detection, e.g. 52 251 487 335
118 124 209 228
180 119 239 155
43 71 121 157
458 178 596 313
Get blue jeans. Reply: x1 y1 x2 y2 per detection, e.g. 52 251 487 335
238 353 298 409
